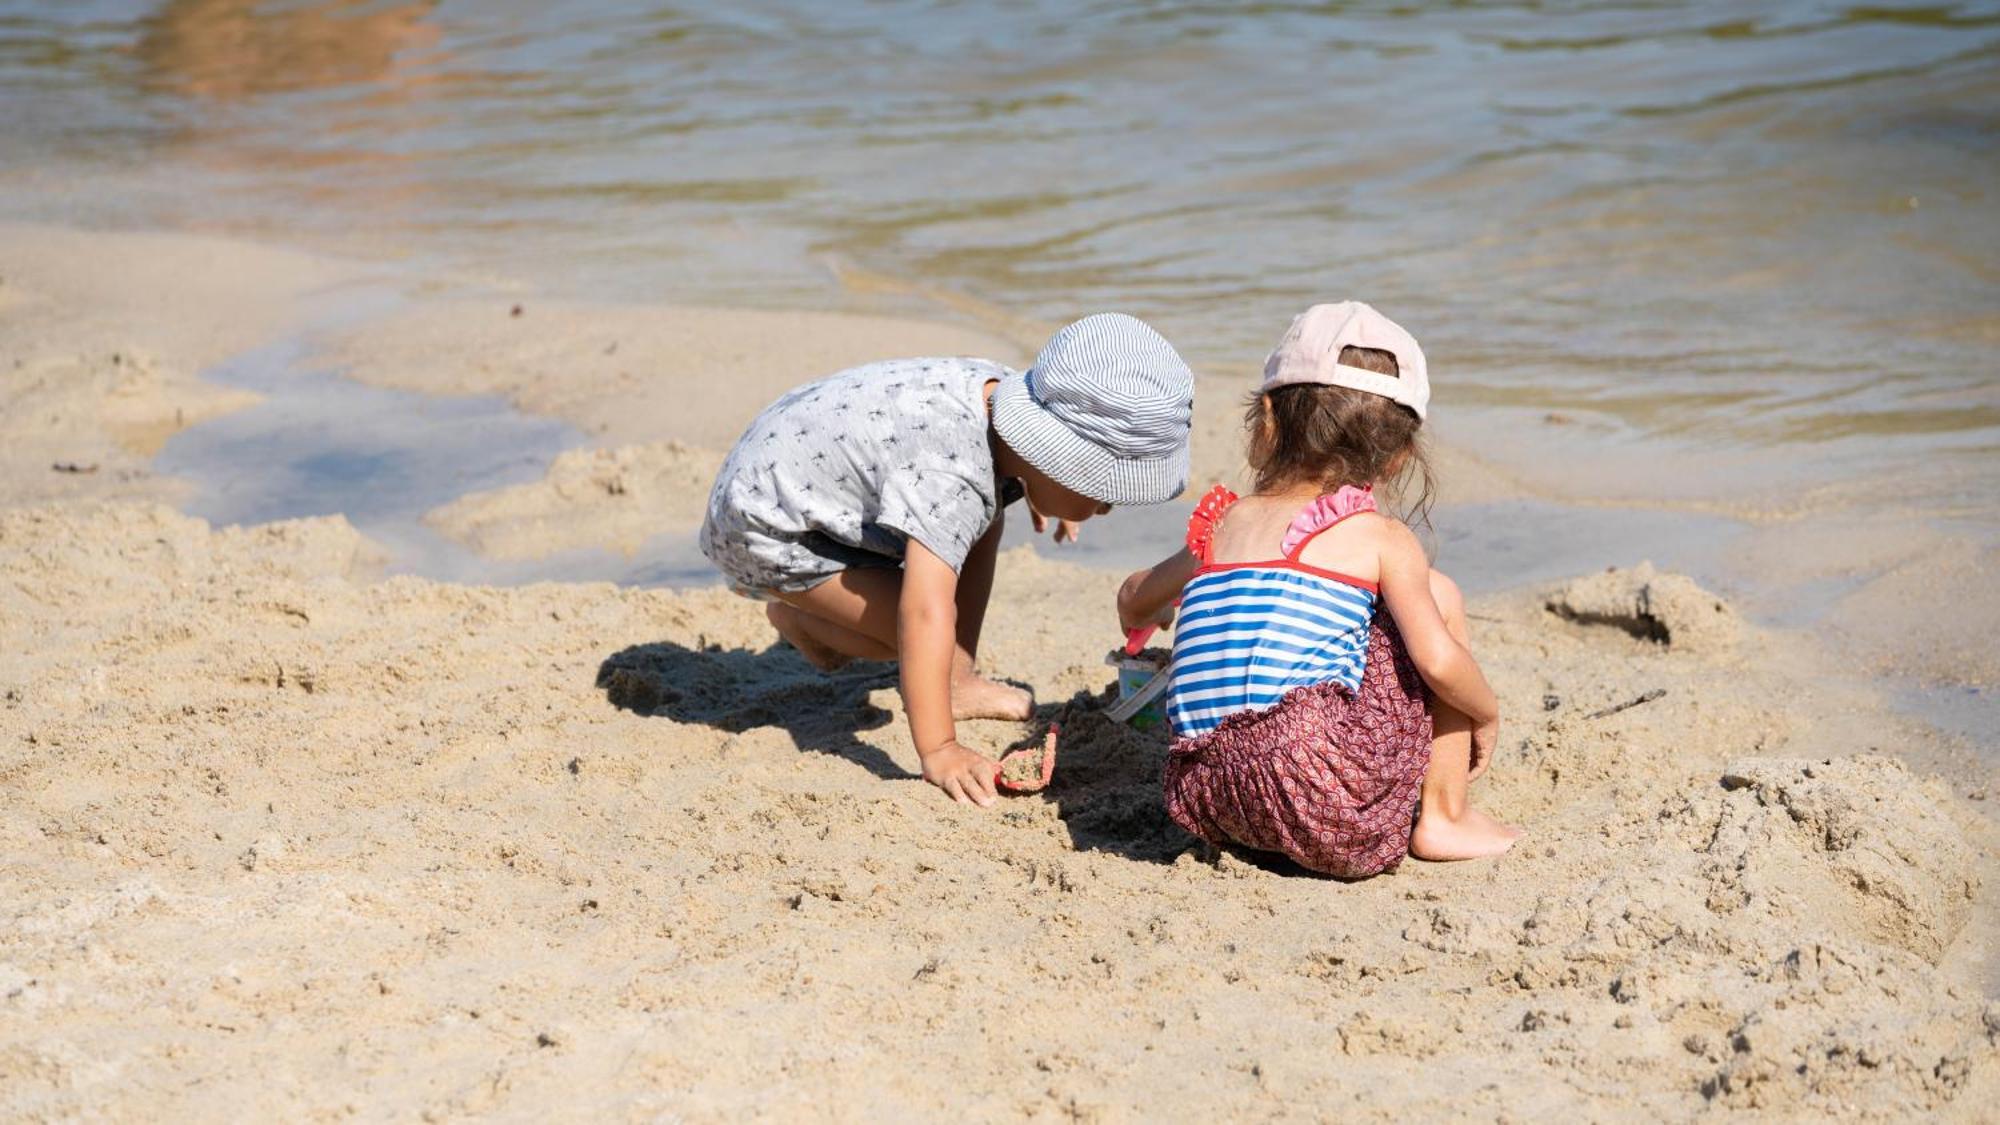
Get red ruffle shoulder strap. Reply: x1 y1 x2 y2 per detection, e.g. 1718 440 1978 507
1185 484 1239 564
1280 485 1376 559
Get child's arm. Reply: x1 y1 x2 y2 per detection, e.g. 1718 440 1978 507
1376 523 1498 726
901 540 1000 807
1116 547 1198 633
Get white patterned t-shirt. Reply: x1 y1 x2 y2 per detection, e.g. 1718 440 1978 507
699 357 1010 593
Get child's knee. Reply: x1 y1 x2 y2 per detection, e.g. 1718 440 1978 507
1427 568 1465 624
760 600 800 636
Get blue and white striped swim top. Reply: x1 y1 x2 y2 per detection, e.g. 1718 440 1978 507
1165 485 1380 740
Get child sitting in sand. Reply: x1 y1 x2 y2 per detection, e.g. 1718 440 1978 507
701 314 1194 808
1115 302 1519 875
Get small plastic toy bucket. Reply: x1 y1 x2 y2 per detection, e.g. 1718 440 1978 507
1107 652 1169 730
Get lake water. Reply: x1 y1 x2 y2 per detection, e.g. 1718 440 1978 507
3 2 1994 483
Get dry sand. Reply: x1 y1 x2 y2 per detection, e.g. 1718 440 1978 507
3 226 1996 1120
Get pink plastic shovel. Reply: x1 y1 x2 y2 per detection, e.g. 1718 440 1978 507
994 723 1059 794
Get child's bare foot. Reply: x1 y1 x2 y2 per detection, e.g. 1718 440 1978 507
951 674 1034 722
766 603 852 671
1410 806 1522 862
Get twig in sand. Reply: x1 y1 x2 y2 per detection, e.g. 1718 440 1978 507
51 461 98 474
1587 688 1666 720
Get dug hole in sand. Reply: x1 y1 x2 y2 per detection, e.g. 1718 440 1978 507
2 506 1995 1120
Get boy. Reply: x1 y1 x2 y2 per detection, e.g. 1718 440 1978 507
700 314 1194 806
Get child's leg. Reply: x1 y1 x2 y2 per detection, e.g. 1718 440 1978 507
1409 569 1522 861
767 518 1031 721
766 601 894 670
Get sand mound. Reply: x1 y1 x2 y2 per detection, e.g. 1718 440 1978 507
1546 561 1743 652
425 440 724 560
1 507 1991 1119
1710 756 1976 962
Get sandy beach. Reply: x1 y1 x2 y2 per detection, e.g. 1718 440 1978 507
2 225 1996 1120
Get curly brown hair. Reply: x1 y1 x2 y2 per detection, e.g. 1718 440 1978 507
1243 345 1434 523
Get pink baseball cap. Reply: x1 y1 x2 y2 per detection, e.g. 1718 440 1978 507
1261 301 1430 421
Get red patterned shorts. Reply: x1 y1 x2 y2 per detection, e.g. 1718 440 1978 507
1162 616 1433 878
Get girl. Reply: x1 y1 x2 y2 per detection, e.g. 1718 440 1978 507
1116 302 1519 876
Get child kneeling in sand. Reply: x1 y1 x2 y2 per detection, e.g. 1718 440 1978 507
701 314 1194 807
1116 302 1519 875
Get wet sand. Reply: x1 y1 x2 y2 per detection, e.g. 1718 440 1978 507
3 225 1996 1119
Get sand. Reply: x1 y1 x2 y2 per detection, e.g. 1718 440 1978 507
423 441 724 562
997 733 1058 791
998 750 1048 787
4 504 1995 1119
3 225 1997 1120
0 225 344 510
319 296 1029 453
1544 562 1743 653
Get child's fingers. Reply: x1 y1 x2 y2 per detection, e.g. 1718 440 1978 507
1467 727 1495 781
939 767 997 807
965 766 997 807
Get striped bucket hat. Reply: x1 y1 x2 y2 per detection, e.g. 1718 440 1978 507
990 314 1194 507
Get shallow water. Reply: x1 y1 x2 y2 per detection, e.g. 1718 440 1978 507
152 287 588 582
2 1 1995 488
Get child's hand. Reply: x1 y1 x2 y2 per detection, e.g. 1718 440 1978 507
1028 508 1082 543
1116 549 1198 634
1118 597 1174 634
1116 572 1176 633
1470 714 1498 782
920 741 1001 807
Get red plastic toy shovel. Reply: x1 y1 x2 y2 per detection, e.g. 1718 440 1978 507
994 723 1059 794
